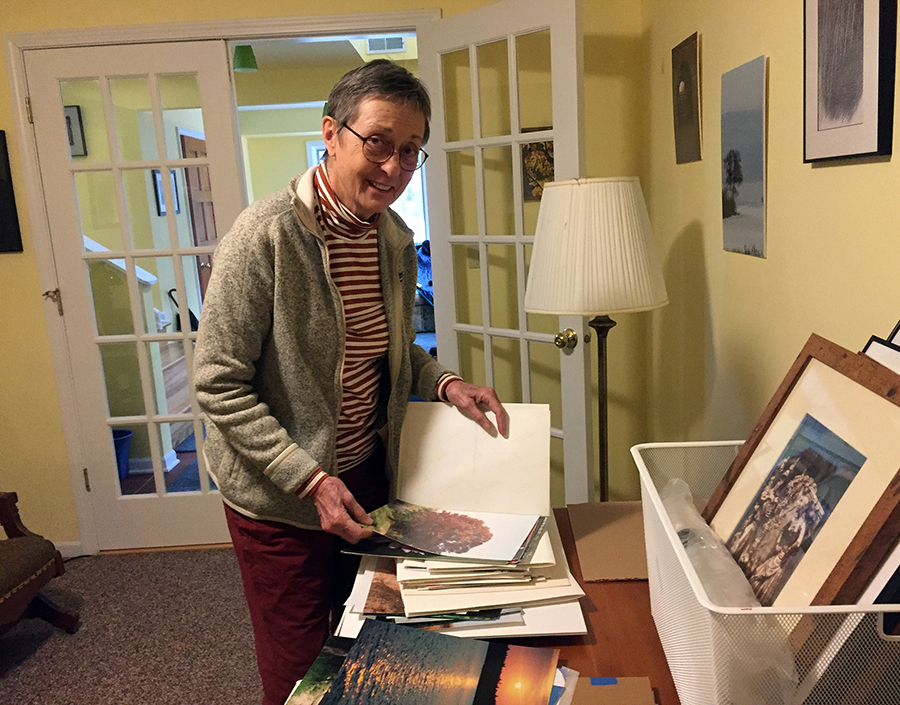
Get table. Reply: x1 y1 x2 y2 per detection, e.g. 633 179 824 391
506 507 680 704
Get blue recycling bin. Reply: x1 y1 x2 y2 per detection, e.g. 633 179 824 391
112 429 133 481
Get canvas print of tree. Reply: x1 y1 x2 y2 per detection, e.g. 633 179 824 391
721 55 767 258
285 635 355 705
726 414 866 606
319 619 559 705
369 500 542 564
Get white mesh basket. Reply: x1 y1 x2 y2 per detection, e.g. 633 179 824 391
633 441 900 705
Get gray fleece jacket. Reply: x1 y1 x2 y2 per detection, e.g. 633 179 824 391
193 167 452 529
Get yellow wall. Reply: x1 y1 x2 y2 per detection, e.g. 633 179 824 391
642 0 900 455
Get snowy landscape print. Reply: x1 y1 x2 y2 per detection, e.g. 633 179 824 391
721 55 766 258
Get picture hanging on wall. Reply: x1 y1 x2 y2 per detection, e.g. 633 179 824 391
703 334 900 608
521 141 554 201
152 169 181 217
804 0 898 161
0 131 23 253
671 32 702 164
721 55 767 258
63 105 87 158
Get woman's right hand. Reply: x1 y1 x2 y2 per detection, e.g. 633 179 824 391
309 476 374 543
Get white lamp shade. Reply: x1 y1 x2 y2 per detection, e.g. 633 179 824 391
524 177 668 315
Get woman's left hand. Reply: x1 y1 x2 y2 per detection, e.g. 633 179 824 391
444 380 509 438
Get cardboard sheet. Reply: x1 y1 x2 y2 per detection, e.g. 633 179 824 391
567 501 648 582
569 677 655 705
398 402 551 515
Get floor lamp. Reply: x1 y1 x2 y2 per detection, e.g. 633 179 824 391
523 177 668 501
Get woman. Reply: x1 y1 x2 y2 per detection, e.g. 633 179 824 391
193 59 507 705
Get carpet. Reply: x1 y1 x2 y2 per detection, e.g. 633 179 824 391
174 432 200 453
167 459 217 493
0 549 261 705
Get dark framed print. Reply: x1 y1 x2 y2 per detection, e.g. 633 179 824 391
804 0 898 161
863 335 900 375
521 141 554 201
672 32 702 164
703 334 900 607
152 169 180 216
63 105 87 158
890 318 900 345
0 131 23 253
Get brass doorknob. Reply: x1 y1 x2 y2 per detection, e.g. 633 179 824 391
554 328 578 349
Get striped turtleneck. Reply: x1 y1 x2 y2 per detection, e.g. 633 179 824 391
314 163 388 472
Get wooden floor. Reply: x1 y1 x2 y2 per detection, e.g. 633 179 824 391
119 448 198 495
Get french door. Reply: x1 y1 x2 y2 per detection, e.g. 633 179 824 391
418 0 594 503
26 41 245 549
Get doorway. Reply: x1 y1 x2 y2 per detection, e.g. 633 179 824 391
231 35 436 354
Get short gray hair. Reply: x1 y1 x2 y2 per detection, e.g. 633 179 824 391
326 59 431 144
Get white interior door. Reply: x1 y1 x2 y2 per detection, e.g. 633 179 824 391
26 41 245 549
418 0 594 503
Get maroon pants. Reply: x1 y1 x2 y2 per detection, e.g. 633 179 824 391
225 444 389 705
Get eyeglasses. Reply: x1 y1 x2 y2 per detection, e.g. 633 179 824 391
341 123 428 171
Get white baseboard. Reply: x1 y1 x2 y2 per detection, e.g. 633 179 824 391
57 541 92 559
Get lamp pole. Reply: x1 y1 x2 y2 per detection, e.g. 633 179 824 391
588 315 616 501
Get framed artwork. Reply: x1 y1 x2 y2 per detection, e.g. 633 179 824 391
672 32 702 164
890 318 900 345
521 141 554 201
862 335 900 375
703 334 900 607
63 105 87 158
0 131 23 253
804 0 898 161
721 55 766 258
152 169 180 216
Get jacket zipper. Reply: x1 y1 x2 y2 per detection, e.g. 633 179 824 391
316 231 346 471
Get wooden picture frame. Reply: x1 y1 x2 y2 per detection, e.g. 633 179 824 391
152 169 180 217
672 32 702 164
804 0 898 161
63 105 87 158
521 141 554 201
703 334 900 606
0 131 23 253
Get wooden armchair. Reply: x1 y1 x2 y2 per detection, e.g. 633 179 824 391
0 492 79 634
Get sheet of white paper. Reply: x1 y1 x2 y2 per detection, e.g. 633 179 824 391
398 402 551 515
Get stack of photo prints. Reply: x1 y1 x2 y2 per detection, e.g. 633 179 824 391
284 620 581 705
335 498 585 638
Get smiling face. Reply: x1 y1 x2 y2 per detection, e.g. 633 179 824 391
321 97 426 221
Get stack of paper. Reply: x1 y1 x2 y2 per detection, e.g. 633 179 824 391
337 403 587 639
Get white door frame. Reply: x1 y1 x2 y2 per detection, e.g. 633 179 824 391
4 10 440 556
